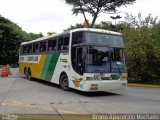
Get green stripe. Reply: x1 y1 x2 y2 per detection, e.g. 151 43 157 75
40 53 60 81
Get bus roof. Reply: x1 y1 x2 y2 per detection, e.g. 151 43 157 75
70 28 121 35
21 28 122 45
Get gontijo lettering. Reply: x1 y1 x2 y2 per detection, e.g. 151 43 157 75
27 56 38 61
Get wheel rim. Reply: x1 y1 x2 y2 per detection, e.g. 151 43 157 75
28 70 31 80
60 75 69 90
25 70 28 79
63 78 68 88
28 73 31 80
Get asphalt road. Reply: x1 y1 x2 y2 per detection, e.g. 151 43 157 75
0 68 160 116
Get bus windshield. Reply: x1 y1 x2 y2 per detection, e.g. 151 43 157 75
85 46 127 73
84 32 124 48
72 31 124 48
71 31 127 75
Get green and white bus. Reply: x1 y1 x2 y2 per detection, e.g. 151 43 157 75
19 28 127 91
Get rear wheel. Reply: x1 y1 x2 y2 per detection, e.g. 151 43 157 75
60 74 69 91
28 68 32 81
24 68 28 79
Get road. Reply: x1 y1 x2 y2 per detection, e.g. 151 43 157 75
0 68 160 119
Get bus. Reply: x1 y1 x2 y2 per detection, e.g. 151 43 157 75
19 28 128 92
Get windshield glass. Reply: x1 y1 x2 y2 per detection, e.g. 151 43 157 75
84 32 124 48
71 31 127 75
85 46 127 73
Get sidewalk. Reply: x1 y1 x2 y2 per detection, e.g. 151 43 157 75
128 83 160 88
0 68 19 78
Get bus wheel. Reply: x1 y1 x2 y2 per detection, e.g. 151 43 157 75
24 68 28 79
60 74 69 91
28 68 32 81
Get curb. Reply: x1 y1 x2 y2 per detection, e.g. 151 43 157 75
128 83 160 88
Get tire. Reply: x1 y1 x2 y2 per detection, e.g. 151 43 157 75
60 74 69 91
28 68 32 81
24 68 28 79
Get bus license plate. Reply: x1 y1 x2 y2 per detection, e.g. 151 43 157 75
90 84 98 90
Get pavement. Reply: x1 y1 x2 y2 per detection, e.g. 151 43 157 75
0 68 160 119
128 83 160 88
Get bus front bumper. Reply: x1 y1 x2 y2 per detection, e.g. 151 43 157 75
79 80 127 92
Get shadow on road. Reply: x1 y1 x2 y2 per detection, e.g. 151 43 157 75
31 77 61 89
30 77 120 97
70 90 120 97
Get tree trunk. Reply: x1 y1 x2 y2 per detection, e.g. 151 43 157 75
91 10 99 27
82 11 89 27
79 1 89 27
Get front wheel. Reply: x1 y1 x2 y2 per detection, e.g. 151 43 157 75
60 74 69 91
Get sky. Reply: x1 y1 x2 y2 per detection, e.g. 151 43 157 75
0 0 160 35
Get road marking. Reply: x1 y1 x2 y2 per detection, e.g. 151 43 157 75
1 101 82 114
1 101 53 111
57 109 82 114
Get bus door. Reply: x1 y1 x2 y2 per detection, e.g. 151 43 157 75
76 47 87 75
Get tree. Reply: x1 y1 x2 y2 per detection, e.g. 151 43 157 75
122 13 160 84
28 32 43 40
0 15 45 65
47 32 56 36
0 15 30 65
64 23 84 31
65 0 135 27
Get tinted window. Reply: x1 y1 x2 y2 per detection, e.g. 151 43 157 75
23 45 28 54
63 36 69 50
48 39 57 52
40 41 47 52
27 44 32 54
58 36 69 51
84 32 124 48
72 32 83 44
33 43 39 53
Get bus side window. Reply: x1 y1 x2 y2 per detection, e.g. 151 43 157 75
27 44 32 54
58 36 69 51
52 39 57 51
63 36 69 50
23 45 28 54
48 39 57 52
40 41 47 52
58 37 63 50
33 43 39 53
48 40 52 52
72 32 83 45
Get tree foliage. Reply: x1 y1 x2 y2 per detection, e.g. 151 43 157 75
47 32 57 36
28 32 43 40
122 13 160 84
65 0 135 27
64 23 84 31
0 15 43 65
